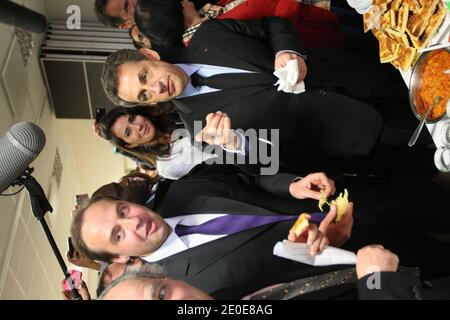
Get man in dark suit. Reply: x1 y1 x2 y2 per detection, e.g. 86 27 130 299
102 17 414 161
71 165 450 298
98 244 450 300
102 16 427 176
71 165 347 298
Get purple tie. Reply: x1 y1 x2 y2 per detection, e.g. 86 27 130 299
175 213 325 237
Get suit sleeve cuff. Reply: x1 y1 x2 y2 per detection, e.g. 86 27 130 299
276 50 307 60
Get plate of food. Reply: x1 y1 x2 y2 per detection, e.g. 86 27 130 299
409 48 450 122
364 0 448 71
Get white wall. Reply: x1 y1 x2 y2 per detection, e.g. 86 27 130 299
0 0 128 300
44 0 99 23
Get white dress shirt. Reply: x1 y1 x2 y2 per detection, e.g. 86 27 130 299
142 214 228 263
176 50 305 99
176 63 255 98
155 134 273 179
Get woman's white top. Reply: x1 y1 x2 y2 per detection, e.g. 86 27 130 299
156 133 271 180
156 137 217 180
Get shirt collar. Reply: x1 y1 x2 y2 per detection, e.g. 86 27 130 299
141 214 227 262
141 216 187 262
176 64 202 99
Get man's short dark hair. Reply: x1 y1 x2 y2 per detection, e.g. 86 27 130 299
101 49 148 107
95 0 126 27
70 196 120 263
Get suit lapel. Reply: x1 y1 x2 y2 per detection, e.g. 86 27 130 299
174 28 277 124
174 85 273 133
151 180 174 215
180 38 265 73
156 189 283 274
159 193 279 218
161 223 273 276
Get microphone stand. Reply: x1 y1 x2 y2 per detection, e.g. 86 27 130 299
12 168 82 300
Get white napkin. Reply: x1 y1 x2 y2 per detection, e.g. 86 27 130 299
274 240 357 266
273 59 305 94
347 0 373 14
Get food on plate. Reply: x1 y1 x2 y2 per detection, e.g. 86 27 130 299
397 3 409 33
414 2 447 49
407 0 440 38
392 45 417 70
418 50 450 120
373 29 401 62
364 0 447 71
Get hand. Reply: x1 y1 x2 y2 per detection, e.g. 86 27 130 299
319 202 353 247
289 172 336 200
195 112 239 149
274 52 307 82
356 245 399 279
288 218 329 256
60 280 91 300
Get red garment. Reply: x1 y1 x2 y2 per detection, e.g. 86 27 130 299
215 0 346 48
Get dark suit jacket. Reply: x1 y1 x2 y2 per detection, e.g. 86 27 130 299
173 17 390 158
150 165 450 298
151 164 350 298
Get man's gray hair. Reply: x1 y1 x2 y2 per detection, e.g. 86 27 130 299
99 263 166 299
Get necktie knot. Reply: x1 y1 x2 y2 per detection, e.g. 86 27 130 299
190 72 206 88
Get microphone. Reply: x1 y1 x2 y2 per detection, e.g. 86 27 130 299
0 1 48 34
0 122 82 299
0 122 46 193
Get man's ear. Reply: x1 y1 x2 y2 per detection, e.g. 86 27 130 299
112 255 130 264
139 48 161 61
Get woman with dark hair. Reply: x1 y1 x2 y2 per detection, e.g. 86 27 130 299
97 104 245 179
134 0 350 59
99 104 178 167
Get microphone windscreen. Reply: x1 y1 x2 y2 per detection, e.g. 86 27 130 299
0 122 46 193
